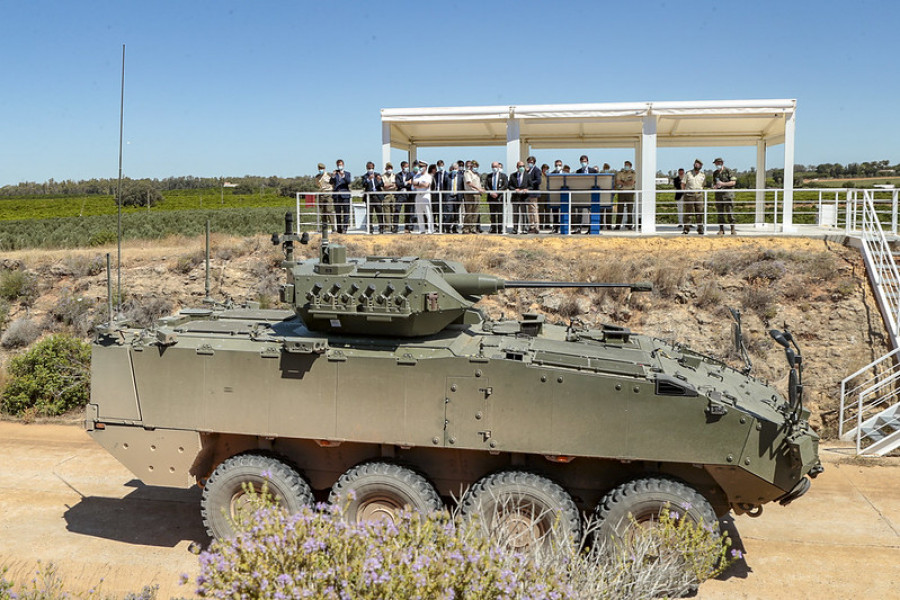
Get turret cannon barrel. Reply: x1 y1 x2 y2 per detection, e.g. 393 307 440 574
443 273 652 297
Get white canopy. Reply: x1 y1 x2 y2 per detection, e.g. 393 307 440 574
381 100 798 232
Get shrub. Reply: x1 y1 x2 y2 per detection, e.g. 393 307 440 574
1 334 91 417
0 563 158 600
119 181 163 207
61 254 106 277
0 269 38 304
185 485 735 600
122 295 173 328
171 251 205 274
0 318 41 349
0 298 9 328
741 285 777 319
47 292 95 335
742 260 787 282
88 230 117 246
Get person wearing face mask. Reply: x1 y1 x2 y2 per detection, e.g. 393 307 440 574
572 155 596 234
683 159 706 235
547 160 565 233
431 160 449 230
712 157 737 235
412 161 435 234
614 160 637 231
524 156 542 234
509 161 531 234
315 162 336 233
329 159 352 234
462 160 485 233
395 161 415 233
484 161 508 234
445 161 465 233
381 162 397 232
362 161 385 234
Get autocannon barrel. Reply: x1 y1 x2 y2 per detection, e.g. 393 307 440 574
443 273 652 297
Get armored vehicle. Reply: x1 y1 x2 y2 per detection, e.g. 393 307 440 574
87 214 822 544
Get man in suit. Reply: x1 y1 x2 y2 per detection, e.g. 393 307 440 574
485 161 508 234
525 155 542 234
572 155 596 233
431 159 450 232
509 161 531 234
445 161 465 233
329 159 352 234
394 161 415 233
361 161 385 233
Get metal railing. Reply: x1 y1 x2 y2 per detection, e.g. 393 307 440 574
293 186 900 235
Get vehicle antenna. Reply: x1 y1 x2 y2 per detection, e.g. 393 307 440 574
115 44 126 313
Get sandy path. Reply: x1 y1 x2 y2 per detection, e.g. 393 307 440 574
0 421 897 599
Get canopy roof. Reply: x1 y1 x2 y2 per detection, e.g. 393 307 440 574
381 100 796 149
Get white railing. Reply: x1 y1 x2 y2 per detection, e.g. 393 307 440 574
292 186 900 236
839 348 900 452
858 190 900 346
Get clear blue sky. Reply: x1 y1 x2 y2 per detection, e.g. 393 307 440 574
1 0 897 186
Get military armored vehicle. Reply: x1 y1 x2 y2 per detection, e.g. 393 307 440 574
87 214 822 545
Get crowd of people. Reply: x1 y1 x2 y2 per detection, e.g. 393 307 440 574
314 155 736 235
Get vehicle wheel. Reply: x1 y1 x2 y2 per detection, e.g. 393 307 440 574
328 461 443 525
460 470 581 552
593 476 718 544
201 453 313 540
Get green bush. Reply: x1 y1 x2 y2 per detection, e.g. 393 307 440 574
0 269 38 304
1 334 91 417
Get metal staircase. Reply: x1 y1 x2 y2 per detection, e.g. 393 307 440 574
839 191 900 455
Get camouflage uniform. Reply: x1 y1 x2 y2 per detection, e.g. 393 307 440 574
682 169 706 234
713 165 737 232
381 171 397 230
462 167 484 233
316 170 336 232
614 167 636 229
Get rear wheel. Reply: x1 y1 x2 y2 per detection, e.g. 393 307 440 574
328 461 443 525
460 470 581 552
201 453 313 540
593 477 718 544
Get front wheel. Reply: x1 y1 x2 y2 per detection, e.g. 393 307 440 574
201 453 313 540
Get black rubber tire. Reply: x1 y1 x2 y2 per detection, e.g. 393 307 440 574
328 461 443 524
593 476 718 544
201 453 313 540
460 470 581 552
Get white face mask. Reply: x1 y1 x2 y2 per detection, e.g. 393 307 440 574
492 167 500 173
581 162 588 168
527 163 535 169
385 169 393 175
317 169 324 175
437 166 444 172
367 169 374 175
337 165 344 172
555 165 562 171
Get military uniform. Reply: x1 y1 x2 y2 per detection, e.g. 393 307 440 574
614 167 636 229
381 171 397 231
316 167 336 232
683 168 706 234
462 167 484 233
713 163 737 234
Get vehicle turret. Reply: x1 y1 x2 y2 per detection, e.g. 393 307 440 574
272 213 651 337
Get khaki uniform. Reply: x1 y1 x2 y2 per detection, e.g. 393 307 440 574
614 168 636 228
462 169 484 233
381 172 397 228
683 169 706 233
713 166 737 228
316 172 336 231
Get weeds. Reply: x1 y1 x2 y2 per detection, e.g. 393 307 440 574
0 269 38 305
0 318 41 349
46 292 95 336
170 250 205 274
0 563 157 600
122 295 173 328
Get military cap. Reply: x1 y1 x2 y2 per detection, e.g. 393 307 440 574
713 157 724 164
694 158 703 166
317 162 326 169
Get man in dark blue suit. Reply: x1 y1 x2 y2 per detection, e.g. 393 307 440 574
445 161 465 233
431 160 450 231
329 159 352 234
394 161 415 233
572 155 597 233
485 161 508 234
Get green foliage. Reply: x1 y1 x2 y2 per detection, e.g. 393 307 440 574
119 181 163 208
0 269 38 304
1 334 91 417
47 292 96 336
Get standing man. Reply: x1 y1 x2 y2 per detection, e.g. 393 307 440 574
485 161 508 234
683 159 706 235
673 168 686 228
315 162 335 233
614 160 637 230
361 162 385 234
381 162 397 231
445 161 465 233
547 159 564 233
573 155 596 234
712 157 737 235
395 161 415 233
462 160 485 233
525 156 542 234
431 160 449 230
329 159 352 234
509 161 530 234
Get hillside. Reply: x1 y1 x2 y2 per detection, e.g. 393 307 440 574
0 234 886 437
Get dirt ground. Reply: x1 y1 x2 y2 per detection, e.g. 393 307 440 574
0 421 897 599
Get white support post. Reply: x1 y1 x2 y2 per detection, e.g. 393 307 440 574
409 144 417 166
506 118 521 175
755 139 766 227
381 122 392 171
640 115 658 233
782 111 796 232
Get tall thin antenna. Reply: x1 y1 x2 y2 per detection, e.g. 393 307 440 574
115 44 126 312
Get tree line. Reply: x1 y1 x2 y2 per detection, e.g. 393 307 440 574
3 159 897 198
